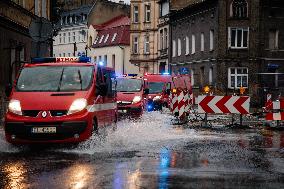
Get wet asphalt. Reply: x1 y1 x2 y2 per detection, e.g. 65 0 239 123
0 112 283 189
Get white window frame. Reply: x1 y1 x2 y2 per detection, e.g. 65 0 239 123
172 40 176 57
201 33 204 52
185 36 189 55
228 67 248 89
191 69 195 86
191 34 196 54
144 35 150 54
228 27 249 49
145 4 151 22
133 5 139 23
177 38 181 56
210 30 214 51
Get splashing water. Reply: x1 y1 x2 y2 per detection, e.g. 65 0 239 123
63 111 197 154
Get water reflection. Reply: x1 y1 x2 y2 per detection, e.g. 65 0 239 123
158 148 171 189
2 161 28 189
63 163 93 189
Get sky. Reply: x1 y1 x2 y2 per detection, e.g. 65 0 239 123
110 0 130 4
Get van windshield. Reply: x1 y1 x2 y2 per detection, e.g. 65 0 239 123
116 78 142 92
16 66 93 92
148 82 164 94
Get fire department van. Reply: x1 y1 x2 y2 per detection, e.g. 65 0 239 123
116 74 147 116
4 57 117 144
143 73 172 111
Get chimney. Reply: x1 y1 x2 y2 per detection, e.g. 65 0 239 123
118 0 124 4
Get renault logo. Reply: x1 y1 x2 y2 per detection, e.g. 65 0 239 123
41 111 47 118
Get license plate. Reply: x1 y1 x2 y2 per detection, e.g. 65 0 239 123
31 127 56 134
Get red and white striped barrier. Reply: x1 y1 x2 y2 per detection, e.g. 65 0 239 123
198 95 250 114
170 89 194 119
266 112 284 121
177 90 185 118
265 100 284 110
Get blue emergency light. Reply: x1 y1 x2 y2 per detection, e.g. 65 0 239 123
163 72 170 75
31 57 91 63
99 61 104 66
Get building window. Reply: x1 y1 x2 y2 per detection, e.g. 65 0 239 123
112 33 117 42
200 67 205 86
209 67 213 85
133 36 139 54
89 36 93 46
172 40 176 57
94 36 99 44
210 30 214 51
191 34 196 54
133 5 139 23
73 32 76 42
63 33 66 43
144 35 150 54
104 34 110 43
99 35 104 44
35 0 39 16
68 32 71 43
177 38 181 56
164 28 168 48
112 54 115 69
104 55 108 65
145 4 151 22
68 53 71 57
201 33 204 52
269 29 279 50
160 29 164 50
63 53 66 57
59 34 62 44
59 53 61 57
191 69 195 86
185 36 189 55
228 67 248 89
231 0 248 18
42 0 47 18
229 27 249 48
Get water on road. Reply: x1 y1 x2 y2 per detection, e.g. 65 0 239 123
0 111 283 189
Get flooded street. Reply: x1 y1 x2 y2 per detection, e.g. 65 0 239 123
0 111 283 189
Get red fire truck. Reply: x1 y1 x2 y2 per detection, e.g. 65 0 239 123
116 74 147 116
4 57 117 144
143 73 172 111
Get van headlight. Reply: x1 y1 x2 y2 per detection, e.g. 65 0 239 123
8 100 22 115
68 98 87 115
132 96 142 104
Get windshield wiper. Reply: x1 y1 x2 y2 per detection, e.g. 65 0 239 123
78 70 83 90
57 68 65 92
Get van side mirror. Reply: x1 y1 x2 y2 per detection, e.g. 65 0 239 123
166 89 171 95
5 84 12 97
98 83 108 96
144 88 149 95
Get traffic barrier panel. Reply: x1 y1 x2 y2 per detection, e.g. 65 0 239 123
266 112 284 121
265 100 284 110
198 95 250 114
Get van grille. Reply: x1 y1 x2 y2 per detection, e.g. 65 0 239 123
50 110 68 117
22 110 40 117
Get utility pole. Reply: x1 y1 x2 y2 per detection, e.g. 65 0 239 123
73 42 77 56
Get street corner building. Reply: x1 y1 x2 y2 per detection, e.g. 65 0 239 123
0 0 52 120
169 0 284 108
89 15 139 75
